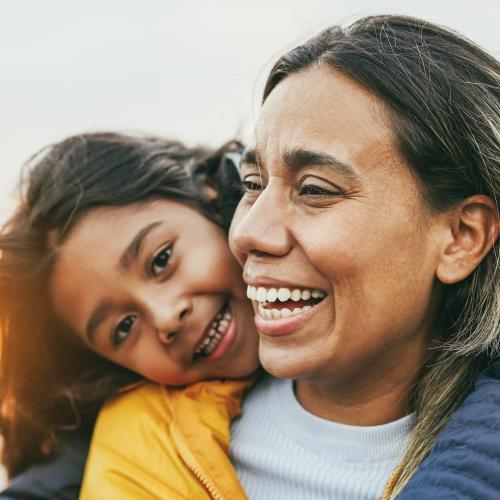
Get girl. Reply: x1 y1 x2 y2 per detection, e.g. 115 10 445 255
83 14 498 500
0 133 259 498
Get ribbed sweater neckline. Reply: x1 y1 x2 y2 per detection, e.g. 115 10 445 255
269 377 415 463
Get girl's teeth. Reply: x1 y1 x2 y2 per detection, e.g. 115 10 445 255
301 290 311 300
290 289 301 301
196 306 232 356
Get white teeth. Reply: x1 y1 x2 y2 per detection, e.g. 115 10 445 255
257 303 316 321
246 285 326 305
277 288 291 302
257 287 267 302
195 305 232 356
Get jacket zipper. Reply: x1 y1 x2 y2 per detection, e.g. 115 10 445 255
171 427 225 500
161 386 226 500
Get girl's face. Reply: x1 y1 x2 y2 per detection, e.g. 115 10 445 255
50 199 259 385
230 66 446 388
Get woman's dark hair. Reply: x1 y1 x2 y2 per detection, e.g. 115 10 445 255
0 132 243 476
263 15 499 497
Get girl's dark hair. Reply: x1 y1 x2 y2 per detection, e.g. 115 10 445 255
0 132 243 476
264 15 499 496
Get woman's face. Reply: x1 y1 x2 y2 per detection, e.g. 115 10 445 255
230 66 446 385
50 199 259 385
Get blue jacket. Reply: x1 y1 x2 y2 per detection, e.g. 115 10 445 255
400 360 500 499
0 424 92 500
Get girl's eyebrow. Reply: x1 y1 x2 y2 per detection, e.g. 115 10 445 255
119 221 163 271
86 221 163 343
86 300 113 344
240 148 259 167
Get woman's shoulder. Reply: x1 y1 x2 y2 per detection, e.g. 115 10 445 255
400 360 500 499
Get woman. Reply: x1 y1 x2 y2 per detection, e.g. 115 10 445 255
0 133 259 498
228 14 499 500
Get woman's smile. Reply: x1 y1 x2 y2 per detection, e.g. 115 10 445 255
246 283 327 335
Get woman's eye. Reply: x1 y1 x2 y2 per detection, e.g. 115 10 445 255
298 184 338 197
151 245 172 277
111 315 136 347
242 175 264 193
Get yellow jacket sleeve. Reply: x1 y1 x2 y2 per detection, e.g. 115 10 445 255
80 379 252 500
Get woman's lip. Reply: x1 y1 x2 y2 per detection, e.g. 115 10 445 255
254 299 326 336
204 313 236 360
243 274 322 290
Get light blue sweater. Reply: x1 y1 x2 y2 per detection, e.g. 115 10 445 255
230 376 414 500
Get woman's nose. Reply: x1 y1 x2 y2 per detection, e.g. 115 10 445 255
230 182 292 260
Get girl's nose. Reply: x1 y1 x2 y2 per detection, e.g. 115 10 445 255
148 295 192 345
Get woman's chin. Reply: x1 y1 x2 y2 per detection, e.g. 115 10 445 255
259 343 316 380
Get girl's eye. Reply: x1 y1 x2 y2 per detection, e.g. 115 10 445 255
151 245 173 277
111 315 136 347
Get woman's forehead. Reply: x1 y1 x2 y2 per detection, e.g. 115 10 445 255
253 67 395 171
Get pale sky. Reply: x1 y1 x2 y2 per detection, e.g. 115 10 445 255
1 0 498 223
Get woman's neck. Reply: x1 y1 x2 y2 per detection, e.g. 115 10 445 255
295 378 412 426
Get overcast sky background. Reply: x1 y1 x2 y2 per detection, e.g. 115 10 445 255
0 0 498 223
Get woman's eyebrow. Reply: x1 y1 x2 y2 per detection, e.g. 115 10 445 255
119 221 163 271
282 147 363 180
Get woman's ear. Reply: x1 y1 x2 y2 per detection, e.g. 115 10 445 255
436 195 499 284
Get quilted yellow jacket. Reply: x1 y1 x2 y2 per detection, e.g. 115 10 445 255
79 378 253 500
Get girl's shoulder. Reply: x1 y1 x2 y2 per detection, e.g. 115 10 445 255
80 378 255 500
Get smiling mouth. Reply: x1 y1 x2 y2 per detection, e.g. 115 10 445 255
194 303 232 357
247 285 327 319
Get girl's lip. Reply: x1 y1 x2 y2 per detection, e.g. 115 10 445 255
204 310 237 361
254 298 327 336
